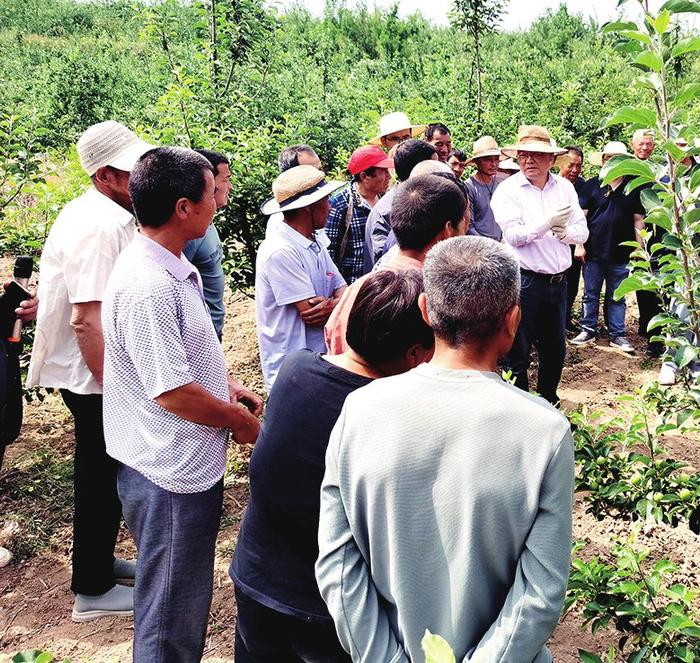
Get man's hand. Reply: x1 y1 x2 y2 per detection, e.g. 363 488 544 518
574 244 586 263
230 407 261 445
3 282 38 322
548 206 571 239
228 376 264 417
300 296 334 327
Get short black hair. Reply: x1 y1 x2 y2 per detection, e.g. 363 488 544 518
394 139 437 182
391 173 467 251
564 145 583 160
129 147 214 228
278 145 317 172
425 123 451 141
194 148 229 171
448 148 467 161
352 165 381 183
346 270 433 364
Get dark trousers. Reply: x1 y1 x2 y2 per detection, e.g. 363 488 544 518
636 289 664 354
565 247 581 327
118 464 223 663
503 271 567 405
60 390 121 596
234 586 351 663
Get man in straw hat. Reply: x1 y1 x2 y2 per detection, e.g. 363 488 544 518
464 136 507 241
571 142 643 354
491 125 588 406
370 112 428 151
257 165 347 389
27 121 155 620
326 145 393 284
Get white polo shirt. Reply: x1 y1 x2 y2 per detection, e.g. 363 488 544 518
27 187 136 395
255 222 345 390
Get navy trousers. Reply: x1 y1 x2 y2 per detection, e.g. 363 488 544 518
118 464 223 663
504 270 567 405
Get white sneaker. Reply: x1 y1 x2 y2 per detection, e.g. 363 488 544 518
0 546 12 568
658 362 677 386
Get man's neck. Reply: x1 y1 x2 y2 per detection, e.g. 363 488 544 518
527 172 550 190
356 181 378 207
609 176 624 191
93 182 133 214
473 171 495 186
396 247 427 265
139 226 186 257
429 337 500 372
284 213 315 240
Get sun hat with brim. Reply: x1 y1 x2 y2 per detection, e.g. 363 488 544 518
77 120 154 176
369 112 428 146
466 136 505 165
501 125 568 159
260 165 345 216
589 141 630 167
348 146 394 175
498 158 520 172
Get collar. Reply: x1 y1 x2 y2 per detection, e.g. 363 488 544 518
516 171 556 190
278 220 321 252
134 232 199 282
86 186 135 227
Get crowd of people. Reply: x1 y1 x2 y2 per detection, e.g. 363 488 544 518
4 109 696 662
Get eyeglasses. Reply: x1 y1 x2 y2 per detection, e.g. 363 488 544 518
384 134 411 145
516 152 550 162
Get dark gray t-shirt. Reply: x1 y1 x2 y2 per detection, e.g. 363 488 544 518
465 173 506 241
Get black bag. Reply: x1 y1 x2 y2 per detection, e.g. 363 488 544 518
0 337 23 446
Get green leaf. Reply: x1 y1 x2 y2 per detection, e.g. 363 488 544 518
603 106 657 128
672 36 700 56
675 344 698 368
662 233 682 249
620 30 654 45
578 650 604 663
647 313 676 330
602 20 639 33
421 630 456 663
627 648 649 663
661 0 700 12
12 653 54 663
640 187 662 211
645 209 673 231
690 167 700 191
676 82 700 106
614 274 654 299
634 50 664 71
600 157 655 185
662 615 696 632
653 10 672 32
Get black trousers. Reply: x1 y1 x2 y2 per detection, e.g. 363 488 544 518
234 587 351 663
503 271 567 405
60 390 122 596
565 247 581 327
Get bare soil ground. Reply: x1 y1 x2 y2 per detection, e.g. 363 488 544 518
1 288 698 663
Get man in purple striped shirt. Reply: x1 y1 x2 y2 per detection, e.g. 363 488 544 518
102 147 262 662
492 125 588 406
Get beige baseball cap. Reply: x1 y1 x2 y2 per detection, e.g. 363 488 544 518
77 121 154 176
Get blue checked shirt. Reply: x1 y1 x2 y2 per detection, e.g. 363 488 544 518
325 183 372 284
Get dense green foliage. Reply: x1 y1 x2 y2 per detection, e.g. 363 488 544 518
3 0 698 285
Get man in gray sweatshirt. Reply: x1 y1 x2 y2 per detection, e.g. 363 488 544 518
316 236 574 662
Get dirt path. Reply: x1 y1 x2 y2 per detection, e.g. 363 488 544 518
1 290 698 663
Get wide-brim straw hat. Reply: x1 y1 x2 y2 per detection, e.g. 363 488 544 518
498 158 520 172
77 120 154 176
260 165 344 216
589 141 630 167
501 125 568 159
370 112 428 146
466 136 505 165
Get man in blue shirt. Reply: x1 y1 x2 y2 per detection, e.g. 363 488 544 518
571 142 644 354
183 149 232 340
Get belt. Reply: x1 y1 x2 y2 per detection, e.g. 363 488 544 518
521 269 566 284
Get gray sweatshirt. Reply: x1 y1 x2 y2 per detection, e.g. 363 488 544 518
316 364 573 662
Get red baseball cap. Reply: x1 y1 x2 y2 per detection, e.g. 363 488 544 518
347 146 394 176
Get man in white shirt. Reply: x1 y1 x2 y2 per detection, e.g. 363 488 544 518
27 121 153 620
256 166 346 389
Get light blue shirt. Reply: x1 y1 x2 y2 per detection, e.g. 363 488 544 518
255 222 345 390
184 222 225 338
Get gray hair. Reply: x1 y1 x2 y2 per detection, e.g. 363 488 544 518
423 236 520 347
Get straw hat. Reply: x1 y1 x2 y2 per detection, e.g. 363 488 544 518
260 165 344 216
466 136 504 165
370 112 428 146
501 125 568 159
498 158 520 172
77 121 154 176
589 141 630 167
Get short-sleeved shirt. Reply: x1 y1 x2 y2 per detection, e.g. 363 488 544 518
465 174 506 241
183 222 225 338
580 176 644 263
27 187 136 394
325 183 373 283
102 233 229 494
255 222 346 389
231 349 372 622
363 187 396 271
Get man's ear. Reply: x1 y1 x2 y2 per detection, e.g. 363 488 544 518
174 197 189 219
418 292 431 325
505 303 521 340
93 166 113 187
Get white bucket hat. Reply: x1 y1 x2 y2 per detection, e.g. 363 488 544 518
589 141 630 166
498 158 520 172
260 165 344 216
77 121 155 176
370 112 428 146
